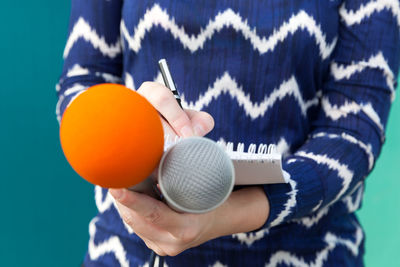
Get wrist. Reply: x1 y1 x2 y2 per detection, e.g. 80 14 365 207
209 187 270 238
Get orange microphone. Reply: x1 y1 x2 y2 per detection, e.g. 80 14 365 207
59 83 164 189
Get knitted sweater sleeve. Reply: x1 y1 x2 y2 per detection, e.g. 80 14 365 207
56 0 123 122
263 0 400 228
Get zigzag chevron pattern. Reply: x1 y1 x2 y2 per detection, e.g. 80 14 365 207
64 17 122 59
330 52 396 101
88 212 361 267
56 94 66 122
311 200 323 213
340 181 364 213
294 206 331 228
276 137 290 156
321 97 384 133
181 72 317 119
342 185 364 213
294 182 364 228
324 224 363 257
269 175 298 227
76 70 318 123
56 86 87 122
209 261 228 267
312 132 374 170
56 65 122 122
232 229 270 247
140 257 169 267
339 0 400 27
58 73 320 124
296 151 354 207
119 4 337 58
66 64 122 84
65 3 338 59
125 72 136 90
94 186 114 213
265 224 363 266
153 71 164 86
142 258 222 266
94 186 134 234
66 64 89 77
64 83 86 97
89 184 362 265
121 70 318 121
88 218 130 267
97 72 122 84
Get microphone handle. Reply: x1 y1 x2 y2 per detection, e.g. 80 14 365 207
127 175 160 199
128 176 165 267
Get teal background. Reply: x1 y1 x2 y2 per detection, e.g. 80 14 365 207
0 1 399 266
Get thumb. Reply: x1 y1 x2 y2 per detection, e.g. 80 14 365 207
185 110 215 137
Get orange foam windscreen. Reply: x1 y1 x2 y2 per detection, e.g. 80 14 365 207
60 84 164 188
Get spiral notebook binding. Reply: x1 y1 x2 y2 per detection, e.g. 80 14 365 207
237 143 245 153
218 140 276 155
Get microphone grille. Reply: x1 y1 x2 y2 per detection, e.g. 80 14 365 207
158 137 235 213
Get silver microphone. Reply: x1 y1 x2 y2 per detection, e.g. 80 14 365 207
158 137 235 213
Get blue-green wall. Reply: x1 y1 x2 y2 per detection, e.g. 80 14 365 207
0 1 399 266
0 1 96 266
357 96 400 266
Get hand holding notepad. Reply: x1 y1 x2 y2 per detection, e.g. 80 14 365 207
158 58 288 186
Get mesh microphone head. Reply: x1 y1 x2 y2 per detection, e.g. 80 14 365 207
158 137 235 213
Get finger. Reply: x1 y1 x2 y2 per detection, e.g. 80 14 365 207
142 239 167 256
109 188 180 230
112 194 191 250
137 82 194 137
160 117 179 139
160 110 214 138
114 200 173 247
185 110 215 136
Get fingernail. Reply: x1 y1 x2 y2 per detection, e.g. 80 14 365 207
180 125 194 137
109 189 124 200
193 124 205 136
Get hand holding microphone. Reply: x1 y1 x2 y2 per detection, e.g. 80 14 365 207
59 58 232 210
59 60 238 257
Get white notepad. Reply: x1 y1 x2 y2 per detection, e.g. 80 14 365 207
164 136 289 185
227 150 289 184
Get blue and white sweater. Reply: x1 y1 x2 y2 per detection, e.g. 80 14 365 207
57 0 400 266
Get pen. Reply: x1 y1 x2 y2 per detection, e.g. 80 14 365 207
158 59 183 108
